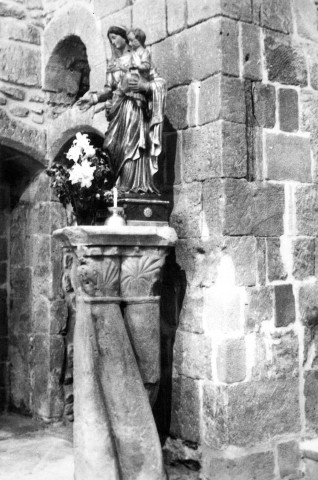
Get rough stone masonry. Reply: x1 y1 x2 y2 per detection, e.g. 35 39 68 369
1 0 318 479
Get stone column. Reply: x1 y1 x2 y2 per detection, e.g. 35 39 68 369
54 226 177 480
121 247 168 407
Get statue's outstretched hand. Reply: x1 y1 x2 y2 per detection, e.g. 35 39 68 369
75 92 95 112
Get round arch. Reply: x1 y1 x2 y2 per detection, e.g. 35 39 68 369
43 3 106 92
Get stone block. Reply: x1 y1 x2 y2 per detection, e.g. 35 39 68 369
202 179 223 238
279 88 299 132
175 239 218 289
292 238 315 280
218 76 246 124
223 179 285 236
10 267 31 299
203 383 228 448
221 121 247 177
26 0 43 9
242 23 262 81
152 18 239 89
306 44 318 91
31 235 51 265
264 32 307 86
183 121 247 182
132 0 166 44
271 330 299 380
202 447 275 480
174 330 212 380
0 2 25 19
198 74 246 126
33 264 54 299
20 171 51 203
203 285 244 334
163 437 201 467
274 284 295 327
227 378 300 446
30 333 64 419
295 185 318 236
10 106 29 118
170 183 202 239
256 0 293 33
179 294 204 334
265 132 311 182
9 296 31 337
166 85 188 130
253 83 276 129
94 0 128 18
256 237 266 285
170 376 201 442
217 336 246 384
304 370 318 427
245 286 274 332
277 440 301 478
224 236 257 286
9 335 30 412
32 296 49 333
0 18 40 44
0 108 46 159
0 43 41 87
182 123 221 181
0 93 6 105
298 282 318 327
167 0 186 34
266 238 287 282
187 0 252 26
0 85 25 100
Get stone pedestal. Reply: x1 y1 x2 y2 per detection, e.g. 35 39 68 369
54 225 177 480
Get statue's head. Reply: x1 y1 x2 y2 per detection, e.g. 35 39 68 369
107 25 128 53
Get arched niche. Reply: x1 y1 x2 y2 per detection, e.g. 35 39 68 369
0 144 46 414
44 35 90 118
48 125 105 166
43 3 106 92
43 3 107 158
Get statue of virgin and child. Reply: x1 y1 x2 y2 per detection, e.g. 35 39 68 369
77 25 166 195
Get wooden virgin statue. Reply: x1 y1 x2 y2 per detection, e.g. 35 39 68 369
76 25 166 195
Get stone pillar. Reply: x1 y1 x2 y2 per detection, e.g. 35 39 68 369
54 226 177 480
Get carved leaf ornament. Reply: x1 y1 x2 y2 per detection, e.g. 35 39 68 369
121 256 164 297
77 258 119 296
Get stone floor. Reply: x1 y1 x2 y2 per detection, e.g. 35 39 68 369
0 413 199 480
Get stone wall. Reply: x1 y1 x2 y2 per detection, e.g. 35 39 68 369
1 0 318 478
0 180 9 411
162 0 318 479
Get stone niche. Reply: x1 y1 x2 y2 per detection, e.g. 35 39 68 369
43 35 90 118
0 145 45 413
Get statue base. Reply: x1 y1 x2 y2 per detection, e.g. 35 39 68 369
96 193 171 226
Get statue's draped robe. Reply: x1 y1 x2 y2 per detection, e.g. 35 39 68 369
102 54 166 193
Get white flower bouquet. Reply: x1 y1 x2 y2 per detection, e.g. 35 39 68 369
47 133 113 224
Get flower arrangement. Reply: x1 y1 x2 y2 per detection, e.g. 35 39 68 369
47 133 113 224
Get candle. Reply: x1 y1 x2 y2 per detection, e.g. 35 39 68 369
113 187 118 208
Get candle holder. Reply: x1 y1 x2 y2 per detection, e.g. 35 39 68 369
104 206 126 227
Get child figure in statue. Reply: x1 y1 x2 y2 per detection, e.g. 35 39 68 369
127 28 151 82
120 29 151 109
